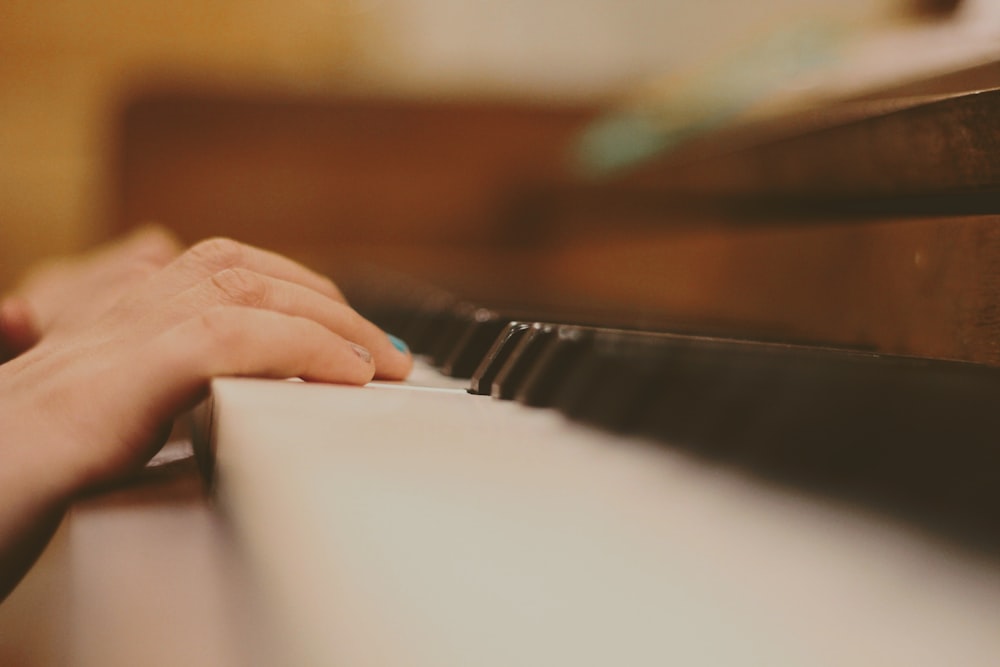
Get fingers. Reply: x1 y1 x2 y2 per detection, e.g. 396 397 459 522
129 239 411 380
110 306 383 478
12 225 183 337
146 307 378 412
153 238 347 305
7 307 382 490
122 224 183 265
186 268 411 380
69 225 181 296
0 235 414 509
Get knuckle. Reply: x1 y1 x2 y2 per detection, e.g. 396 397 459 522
189 237 244 270
210 268 268 307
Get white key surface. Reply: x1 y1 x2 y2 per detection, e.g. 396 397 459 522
208 367 1000 666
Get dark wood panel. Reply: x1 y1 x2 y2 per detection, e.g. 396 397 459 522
297 212 1000 367
109 88 1000 367
110 91 598 251
528 214 1000 364
619 86 1000 211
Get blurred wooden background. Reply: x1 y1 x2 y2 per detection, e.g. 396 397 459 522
1 0 900 289
3 0 997 359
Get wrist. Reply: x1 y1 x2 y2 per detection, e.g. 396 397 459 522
0 355 95 504
0 422 77 511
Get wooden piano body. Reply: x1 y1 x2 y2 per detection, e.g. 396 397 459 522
6 67 1000 664
109 71 1000 365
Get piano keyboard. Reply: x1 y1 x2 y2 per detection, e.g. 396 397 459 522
359 287 1000 551
196 283 1000 666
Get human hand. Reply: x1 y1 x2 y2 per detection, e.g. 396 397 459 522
0 237 411 513
0 226 182 357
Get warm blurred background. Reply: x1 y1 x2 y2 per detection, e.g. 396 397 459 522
2 0 959 289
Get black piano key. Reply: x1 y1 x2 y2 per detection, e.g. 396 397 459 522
634 356 727 451
551 330 705 430
429 305 478 368
515 326 593 407
551 353 617 420
541 350 585 417
724 351 890 485
628 339 1000 544
547 331 731 443
491 323 557 400
441 310 512 379
674 358 784 460
468 322 533 395
398 295 459 356
576 361 665 434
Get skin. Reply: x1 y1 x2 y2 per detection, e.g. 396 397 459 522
0 226 185 355
0 233 411 598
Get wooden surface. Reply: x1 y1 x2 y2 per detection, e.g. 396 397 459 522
524 214 1000 364
0 0 367 291
620 87 1000 209
112 87 1000 367
111 92 597 249
304 213 1000 366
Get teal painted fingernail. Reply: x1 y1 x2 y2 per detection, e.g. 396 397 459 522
388 334 409 354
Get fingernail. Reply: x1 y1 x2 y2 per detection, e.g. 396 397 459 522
387 333 409 354
350 343 372 363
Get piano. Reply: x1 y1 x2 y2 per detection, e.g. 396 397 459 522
7 62 1000 666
